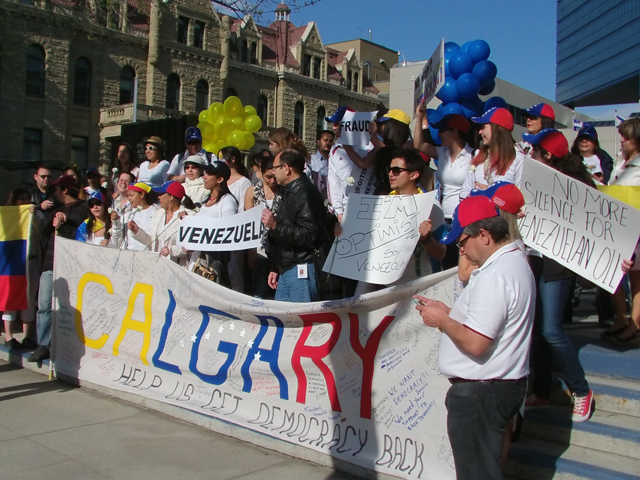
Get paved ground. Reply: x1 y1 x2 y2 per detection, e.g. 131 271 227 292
0 361 359 480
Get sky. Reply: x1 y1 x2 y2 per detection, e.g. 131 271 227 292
271 0 634 121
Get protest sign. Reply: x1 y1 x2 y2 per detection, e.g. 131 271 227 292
323 192 437 284
177 206 265 252
52 238 459 479
413 39 445 115
519 158 640 293
338 110 377 147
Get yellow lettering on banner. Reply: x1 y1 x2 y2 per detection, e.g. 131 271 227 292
112 283 154 365
75 273 113 349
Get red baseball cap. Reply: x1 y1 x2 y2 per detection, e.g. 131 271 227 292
440 196 499 244
526 103 556 121
471 107 514 131
470 181 525 215
50 175 78 191
153 181 185 199
522 128 569 158
432 114 470 132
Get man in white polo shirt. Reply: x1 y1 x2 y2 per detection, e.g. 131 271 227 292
414 195 535 480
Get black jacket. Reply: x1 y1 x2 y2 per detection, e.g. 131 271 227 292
267 175 327 274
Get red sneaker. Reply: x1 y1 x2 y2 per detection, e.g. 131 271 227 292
572 389 595 422
524 394 551 410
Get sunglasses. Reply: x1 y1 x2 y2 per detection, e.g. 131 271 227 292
145 145 158 152
387 166 411 176
184 164 201 170
186 140 201 145
38 174 52 179
272 163 286 170
456 235 472 249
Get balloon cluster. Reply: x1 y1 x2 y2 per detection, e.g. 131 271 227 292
428 40 507 145
197 96 263 153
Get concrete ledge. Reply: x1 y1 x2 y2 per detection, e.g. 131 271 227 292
0 343 51 376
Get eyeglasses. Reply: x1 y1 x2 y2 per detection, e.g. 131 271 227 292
272 163 286 170
184 164 200 170
145 145 158 152
456 235 472 249
387 166 411 176
186 140 201 145
38 174 52 179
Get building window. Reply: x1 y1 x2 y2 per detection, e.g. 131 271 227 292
71 136 88 167
294 101 304 138
23 128 42 161
346 71 352 91
26 44 45 98
166 74 181 110
177 16 189 44
119 66 136 104
241 40 249 63
316 106 326 135
196 80 209 112
250 42 257 64
303 54 312 77
73 57 91 106
353 72 359 93
224 87 237 100
193 21 205 49
257 95 268 125
313 57 322 80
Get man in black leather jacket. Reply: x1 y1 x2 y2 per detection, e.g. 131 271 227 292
262 149 326 302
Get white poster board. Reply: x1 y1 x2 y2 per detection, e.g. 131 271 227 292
323 192 437 284
339 111 377 147
52 238 459 480
519 158 640 293
413 39 445 115
177 206 265 252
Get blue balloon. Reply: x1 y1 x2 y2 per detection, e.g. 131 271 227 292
483 96 507 113
449 52 474 79
436 103 446 116
429 125 441 146
445 58 451 76
436 76 460 104
441 102 464 117
460 41 472 54
478 79 496 96
472 60 498 85
444 42 460 56
426 108 442 124
468 40 491 63
461 96 484 118
457 73 481 99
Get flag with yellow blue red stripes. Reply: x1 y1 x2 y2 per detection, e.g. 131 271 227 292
0 205 31 311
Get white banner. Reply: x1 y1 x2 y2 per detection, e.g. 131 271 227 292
52 238 458 480
323 193 437 284
339 111 377 147
519 158 640 293
413 39 445 115
177 206 265 252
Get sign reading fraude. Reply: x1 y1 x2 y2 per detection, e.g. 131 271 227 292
519 158 640 293
52 238 458 480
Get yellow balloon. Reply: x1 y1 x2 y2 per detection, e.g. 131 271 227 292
224 96 244 118
227 129 245 149
200 122 215 140
211 102 224 119
198 110 210 123
232 116 244 129
203 142 217 153
214 116 234 140
244 105 257 117
244 132 256 149
244 115 262 133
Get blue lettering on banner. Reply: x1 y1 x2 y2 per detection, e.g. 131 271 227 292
151 290 182 375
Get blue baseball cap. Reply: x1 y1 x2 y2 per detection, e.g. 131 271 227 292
523 128 569 158
525 103 555 121
86 166 99 176
87 191 106 204
185 127 203 142
577 123 598 141
325 106 354 123
471 107 514 131
440 196 499 245
469 181 524 215
153 181 186 199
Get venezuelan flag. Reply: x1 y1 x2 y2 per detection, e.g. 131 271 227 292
597 185 640 210
0 205 31 311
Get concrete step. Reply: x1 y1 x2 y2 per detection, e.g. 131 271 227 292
523 405 640 460
506 437 640 480
0 341 51 376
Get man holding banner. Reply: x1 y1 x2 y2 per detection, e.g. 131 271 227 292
415 195 535 480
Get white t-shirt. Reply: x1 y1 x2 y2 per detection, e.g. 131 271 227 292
167 149 216 176
435 144 474 218
228 176 252 212
138 160 170 188
438 242 535 380
188 194 238 269
310 151 329 177
126 205 158 251
460 150 525 199
327 143 376 216
583 155 603 175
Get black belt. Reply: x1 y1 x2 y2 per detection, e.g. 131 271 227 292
449 377 526 385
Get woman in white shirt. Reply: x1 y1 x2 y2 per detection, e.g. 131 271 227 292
137 136 170 188
110 182 158 250
219 146 252 212
461 107 524 198
182 155 210 206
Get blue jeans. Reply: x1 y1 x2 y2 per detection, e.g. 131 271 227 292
36 270 53 348
275 263 318 302
538 277 589 396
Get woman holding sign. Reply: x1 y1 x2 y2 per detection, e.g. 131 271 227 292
524 128 596 422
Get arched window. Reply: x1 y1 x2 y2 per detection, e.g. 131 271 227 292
26 44 45 98
316 106 326 134
196 79 209 112
250 42 258 64
73 57 91 106
166 73 181 110
294 101 304 139
224 87 238 100
353 72 359 93
119 66 136 104
241 39 249 63
257 95 268 125
346 71 352 91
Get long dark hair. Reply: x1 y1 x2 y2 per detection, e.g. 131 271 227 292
7 187 31 206
87 197 113 240
116 143 137 172
219 146 250 179
535 147 595 188
381 118 411 147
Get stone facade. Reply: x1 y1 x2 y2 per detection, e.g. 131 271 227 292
0 0 384 199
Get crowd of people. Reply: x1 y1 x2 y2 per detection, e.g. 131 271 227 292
1 102 639 480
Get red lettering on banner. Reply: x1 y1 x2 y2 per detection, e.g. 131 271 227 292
349 313 396 419
292 313 342 412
